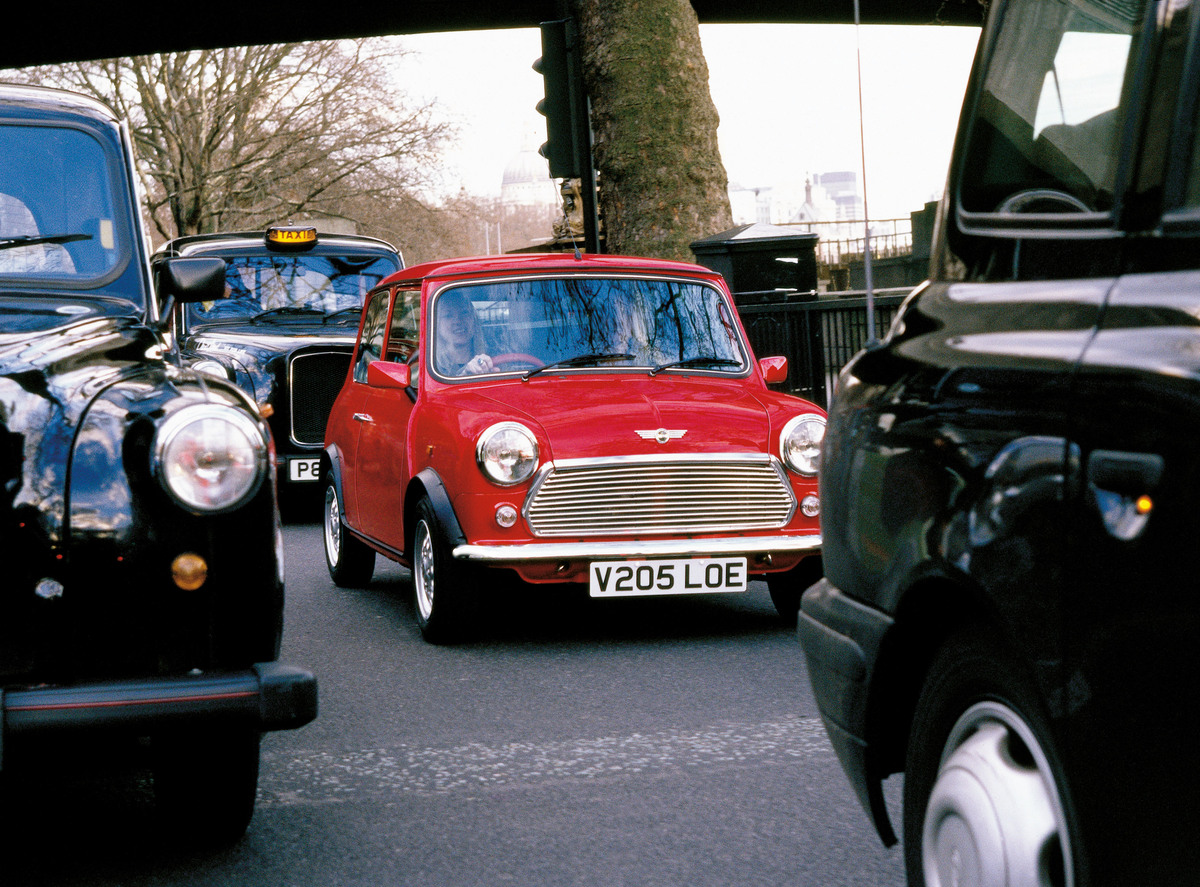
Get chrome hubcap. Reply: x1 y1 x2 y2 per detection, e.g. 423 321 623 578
414 519 435 621
323 485 341 564
923 701 1072 887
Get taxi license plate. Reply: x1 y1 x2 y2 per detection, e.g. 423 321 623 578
288 458 321 482
589 557 748 598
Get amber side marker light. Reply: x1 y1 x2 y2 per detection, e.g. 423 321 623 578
1136 495 1154 515
172 553 209 590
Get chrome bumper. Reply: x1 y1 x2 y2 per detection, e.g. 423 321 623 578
453 533 821 563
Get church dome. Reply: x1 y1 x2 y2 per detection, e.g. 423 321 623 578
502 148 551 187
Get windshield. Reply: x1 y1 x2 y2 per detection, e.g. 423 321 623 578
430 275 748 379
185 254 398 326
0 124 126 283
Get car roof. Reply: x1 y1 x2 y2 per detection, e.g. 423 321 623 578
153 230 400 258
379 252 726 288
0 82 121 128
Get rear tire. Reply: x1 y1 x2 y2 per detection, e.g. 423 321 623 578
323 473 375 587
903 630 1076 887
411 495 479 644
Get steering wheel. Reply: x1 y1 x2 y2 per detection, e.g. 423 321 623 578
996 188 1090 214
491 352 544 370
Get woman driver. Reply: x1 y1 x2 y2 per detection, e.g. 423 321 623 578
435 290 493 375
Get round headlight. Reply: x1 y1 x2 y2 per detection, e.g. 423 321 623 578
476 422 539 486
154 404 267 512
780 414 826 477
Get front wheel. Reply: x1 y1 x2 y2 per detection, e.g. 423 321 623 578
411 496 479 644
323 473 375 587
153 726 261 846
766 556 823 626
904 631 1077 887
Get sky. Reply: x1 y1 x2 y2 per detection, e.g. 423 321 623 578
389 23 981 222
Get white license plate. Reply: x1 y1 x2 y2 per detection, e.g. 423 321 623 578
589 557 748 598
287 458 321 482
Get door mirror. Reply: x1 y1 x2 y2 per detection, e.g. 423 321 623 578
366 360 411 389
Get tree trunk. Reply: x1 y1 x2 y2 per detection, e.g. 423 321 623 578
572 0 733 261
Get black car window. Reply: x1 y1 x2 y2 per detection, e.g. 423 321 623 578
960 0 1145 216
353 288 390 384
0 124 125 282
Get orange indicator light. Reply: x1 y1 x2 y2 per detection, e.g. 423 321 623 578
1136 495 1153 515
171 553 209 591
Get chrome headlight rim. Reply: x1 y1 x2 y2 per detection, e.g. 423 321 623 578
475 421 540 486
153 402 268 514
780 413 826 477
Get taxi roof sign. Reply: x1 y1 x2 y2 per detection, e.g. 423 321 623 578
265 225 318 249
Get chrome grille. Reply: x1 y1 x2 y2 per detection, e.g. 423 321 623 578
524 456 796 537
289 350 352 446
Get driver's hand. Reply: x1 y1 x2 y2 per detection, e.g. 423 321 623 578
465 353 493 374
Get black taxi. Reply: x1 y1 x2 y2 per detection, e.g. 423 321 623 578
796 1 1200 885
153 227 402 510
0 83 316 842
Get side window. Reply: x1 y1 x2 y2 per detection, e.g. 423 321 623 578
960 0 1143 215
353 288 391 384
386 287 420 361
386 286 421 391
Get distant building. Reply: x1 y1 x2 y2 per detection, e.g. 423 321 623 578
500 143 560 209
812 171 864 221
728 175 840 226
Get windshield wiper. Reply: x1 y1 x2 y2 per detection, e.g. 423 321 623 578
0 233 92 252
522 352 635 381
649 356 741 376
323 306 363 323
252 306 326 322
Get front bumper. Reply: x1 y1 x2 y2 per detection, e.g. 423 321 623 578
454 533 821 563
1 662 317 764
796 578 897 845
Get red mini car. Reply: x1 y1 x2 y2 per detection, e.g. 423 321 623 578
321 252 824 642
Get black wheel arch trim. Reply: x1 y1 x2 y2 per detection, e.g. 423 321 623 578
798 578 897 845
406 468 467 553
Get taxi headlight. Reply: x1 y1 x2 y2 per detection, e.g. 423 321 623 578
476 422 539 485
154 404 267 512
780 414 826 477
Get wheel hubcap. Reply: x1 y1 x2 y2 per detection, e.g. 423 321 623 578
324 485 341 564
414 519 435 621
923 701 1072 887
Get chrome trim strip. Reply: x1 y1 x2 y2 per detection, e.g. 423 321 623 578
452 534 821 562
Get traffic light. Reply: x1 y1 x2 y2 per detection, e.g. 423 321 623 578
533 19 584 179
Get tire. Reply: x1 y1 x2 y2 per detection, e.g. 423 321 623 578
411 495 479 644
323 473 375 587
153 726 261 846
903 630 1077 887
766 556 823 626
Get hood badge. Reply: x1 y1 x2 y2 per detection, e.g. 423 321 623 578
637 428 687 445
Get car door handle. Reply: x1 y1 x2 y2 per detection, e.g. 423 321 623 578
353 412 373 423
1086 449 1163 496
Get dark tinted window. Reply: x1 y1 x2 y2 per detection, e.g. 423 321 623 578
960 0 1144 215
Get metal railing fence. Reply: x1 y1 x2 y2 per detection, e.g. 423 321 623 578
735 289 910 410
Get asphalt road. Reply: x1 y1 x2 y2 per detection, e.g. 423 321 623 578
0 521 906 887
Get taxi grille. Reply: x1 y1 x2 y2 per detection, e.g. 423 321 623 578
289 350 352 446
524 456 796 537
